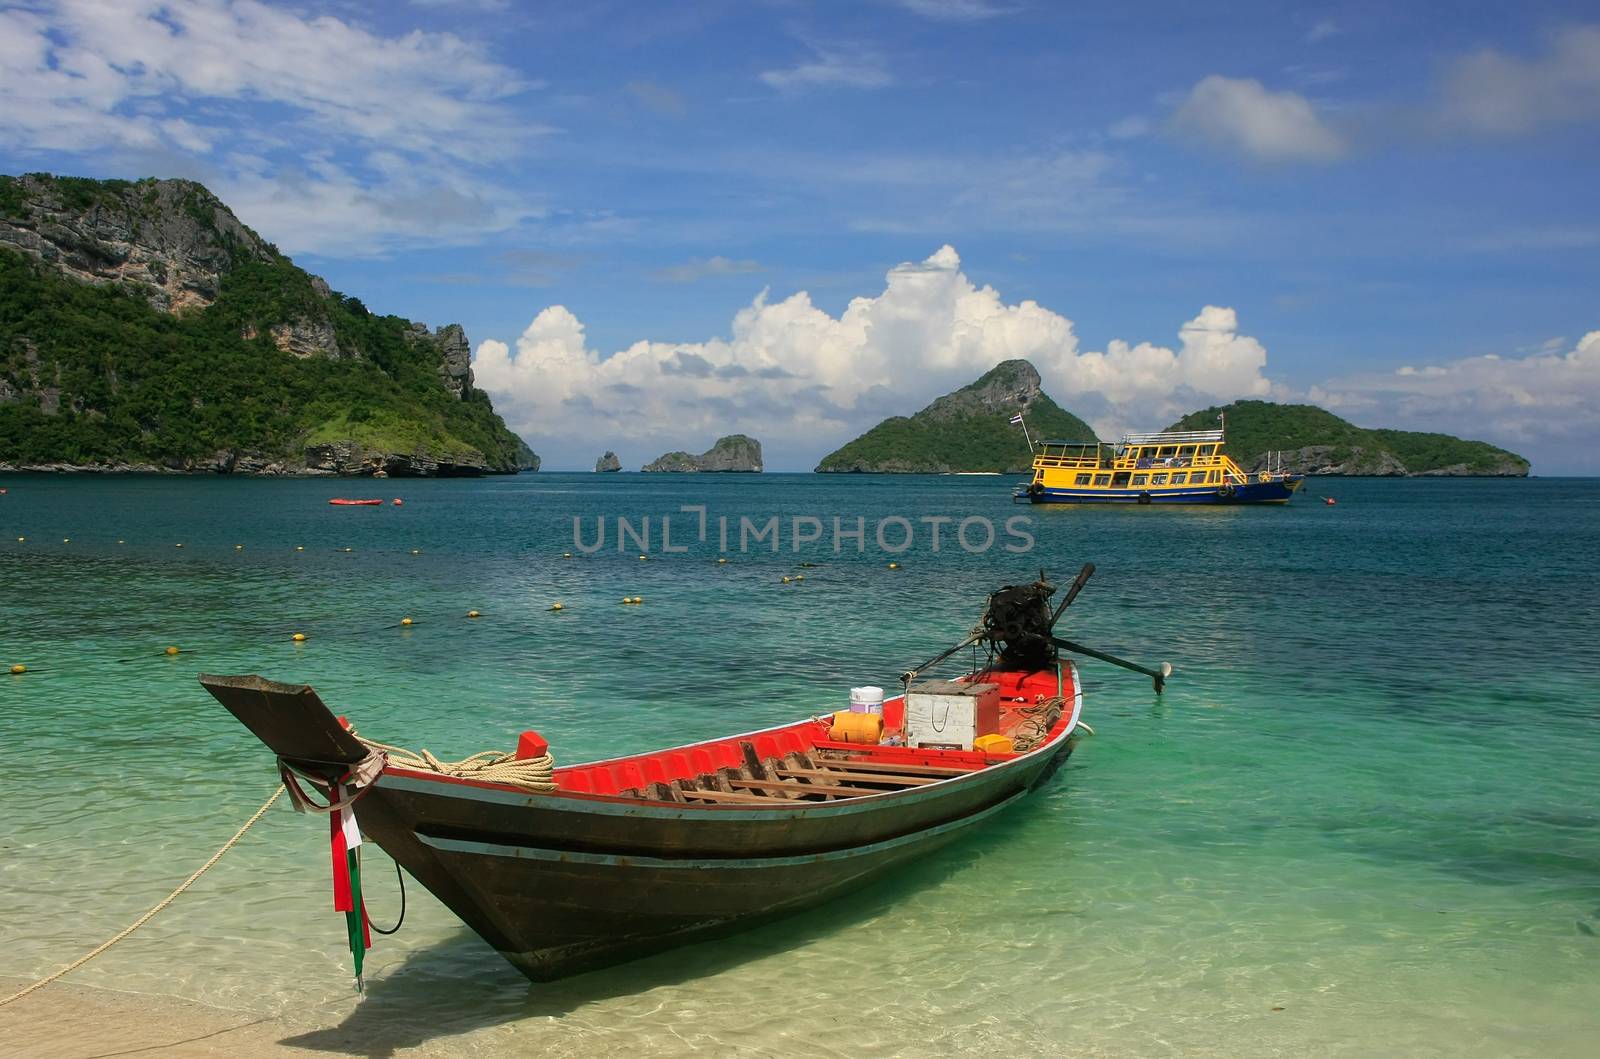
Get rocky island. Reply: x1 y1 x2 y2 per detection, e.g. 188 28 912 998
0 173 535 476
818 359 1528 476
642 435 762 472
817 360 1093 473
595 451 621 472
1166 401 1529 477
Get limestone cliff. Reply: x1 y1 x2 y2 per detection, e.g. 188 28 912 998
595 451 622 472
643 435 763 472
0 173 275 313
0 172 538 476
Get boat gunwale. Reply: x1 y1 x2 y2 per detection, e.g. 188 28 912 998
376 662 1083 815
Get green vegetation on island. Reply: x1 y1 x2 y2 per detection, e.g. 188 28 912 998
0 173 533 475
1166 400 1529 476
816 360 1094 473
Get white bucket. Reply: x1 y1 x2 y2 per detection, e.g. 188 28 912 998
849 686 885 715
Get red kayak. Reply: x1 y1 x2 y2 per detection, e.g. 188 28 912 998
328 498 384 506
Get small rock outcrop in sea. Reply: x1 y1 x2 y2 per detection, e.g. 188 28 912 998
595 451 622 472
642 435 763 472
817 359 1095 473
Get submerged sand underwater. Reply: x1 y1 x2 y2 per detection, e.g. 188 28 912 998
2 474 1597 1056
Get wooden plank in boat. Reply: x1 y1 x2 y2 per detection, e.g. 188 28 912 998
810 754 980 778
679 788 783 805
772 766 937 786
727 777 880 799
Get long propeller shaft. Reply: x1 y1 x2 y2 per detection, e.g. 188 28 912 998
1052 635 1172 693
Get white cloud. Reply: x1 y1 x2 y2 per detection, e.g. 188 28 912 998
1436 24 1600 135
473 246 1275 466
0 0 554 256
1309 331 1600 454
891 0 1010 20
0 0 536 161
1170 75 1346 161
1306 19 1338 43
651 257 765 283
761 42 892 92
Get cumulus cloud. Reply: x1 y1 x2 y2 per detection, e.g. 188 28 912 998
473 246 1276 467
1436 24 1600 135
1170 75 1347 161
1309 331 1600 454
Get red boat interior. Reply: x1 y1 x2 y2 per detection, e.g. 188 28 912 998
539 668 1074 805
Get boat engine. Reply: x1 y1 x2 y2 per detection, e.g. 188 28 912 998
981 578 1058 669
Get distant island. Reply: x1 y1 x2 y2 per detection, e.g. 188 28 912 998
642 435 762 472
817 360 1093 473
819 360 1529 476
0 173 534 476
1167 401 1529 476
595 451 621 472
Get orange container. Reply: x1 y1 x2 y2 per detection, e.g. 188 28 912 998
828 711 884 745
973 733 1015 755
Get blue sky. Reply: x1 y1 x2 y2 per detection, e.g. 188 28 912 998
1 0 1597 471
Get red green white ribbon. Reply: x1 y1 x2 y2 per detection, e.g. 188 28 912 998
328 781 372 988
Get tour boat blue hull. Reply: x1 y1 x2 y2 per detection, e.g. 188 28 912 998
1017 477 1303 505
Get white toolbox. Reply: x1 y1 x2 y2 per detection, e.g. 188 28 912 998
904 680 1000 750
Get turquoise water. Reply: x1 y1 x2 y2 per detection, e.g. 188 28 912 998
2 475 1598 1056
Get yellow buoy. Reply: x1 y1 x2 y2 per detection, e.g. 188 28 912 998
550 602 564 611
295 545 305 552
622 597 631 605
467 610 480 619
174 543 184 549
116 539 124 544
888 562 900 570
401 617 414 626
235 544 244 550
796 574 805 581
411 549 421 555
292 633 307 642
63 538 70 544
781 576 791 583
9 664 24 675
342 547 353 553
638 554 648 561
634 596 643 605
562 552 573 559
716 557 728 564
16 537 23 542
165 646 180 656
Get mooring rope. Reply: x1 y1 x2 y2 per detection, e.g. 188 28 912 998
355 736 558 793
0 786 284 1009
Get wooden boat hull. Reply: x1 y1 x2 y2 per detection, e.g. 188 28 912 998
202 664 1081 982
355 740 1072 980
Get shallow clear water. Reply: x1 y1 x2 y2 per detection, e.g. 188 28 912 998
2 474 1598 1056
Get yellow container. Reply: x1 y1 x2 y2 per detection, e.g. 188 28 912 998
973 733 1015 755
828 711 884 745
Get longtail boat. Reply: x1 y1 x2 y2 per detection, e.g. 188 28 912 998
204 567 1168 985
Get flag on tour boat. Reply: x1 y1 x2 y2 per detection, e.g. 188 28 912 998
1009 413 1025 425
